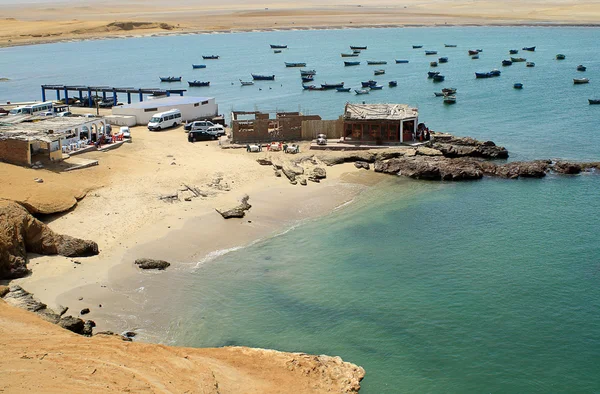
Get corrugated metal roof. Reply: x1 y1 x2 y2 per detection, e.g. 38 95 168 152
344 103 418 121
117 96 214 110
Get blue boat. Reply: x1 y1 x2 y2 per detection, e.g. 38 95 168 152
522 46 536 52
438 57 448 63
188 80 210 87
252 74 275 80
514 83 523 89
336 87 351 92
395 59 409 63
300 69 316 76
344 61 360 66
425 50 438 55
475 72 492 78
285 62 307 67
321 82 344 89
388 81 398 87
432 74 445 82
350 45 367 50
270 44 287 49
367 60 387 65
192 64 207 69
502 60 513 66
202 55 219 59
159 76 181 82
427 71 440 78
355 89 370 94
412 45 423 49
301 76 314 82
489 69 501 77
509 49 519 54
361 80 377 87
370 85 383 90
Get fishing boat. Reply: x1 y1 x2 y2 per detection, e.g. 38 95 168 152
589 99 600 104
432 74 445 82
336 87 351 92
274 50 282 54
444 44 457 47
344 61 360 66
526 62 535 67
514 83 523 89
468 49 479 55
425 50 438 55
202 55 219 59
502 60 513 66
471 55 479 59
270 44 287 49
574 78 590 84
302 84 323 90
240 80 254 86
577 65 587 71
388 81 398 87
395 59 409 63
511 57 526 62
285 62 306 67
434 92 445 97
370 85 383 90
509 49 519 54
188 80 210 87
301 76 314 82
252 74 275 80
192 64 207 69
438 57 448 63
355 89 370 94
430 61 438 67
159 76 181 82
427 71 440 78
374 69 385 75
367 60 387 65
350 46 367 50
412 45 423 49
442 87 457 95
490 69 501 77
443 95 456 104
341 53 359 57
556 54 566 60
475 72 492 79
522 46 536 51
321 82 344 89
361 80 378 87
353 50 362 54
300 69 316 76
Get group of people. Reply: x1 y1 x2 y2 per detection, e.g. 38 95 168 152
416 123 431 142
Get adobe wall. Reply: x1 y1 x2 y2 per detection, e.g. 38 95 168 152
0 139 30 166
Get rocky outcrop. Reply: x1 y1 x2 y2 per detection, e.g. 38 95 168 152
375 157 484 181
0 200 99 279
491 160 550 179
430 136 509 159
553 161 582 174
134 258 171 270
0 300 365 393
354 161 371 170
216 195 252 219
308 167 327 182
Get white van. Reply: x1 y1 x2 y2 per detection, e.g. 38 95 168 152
147 109 182 131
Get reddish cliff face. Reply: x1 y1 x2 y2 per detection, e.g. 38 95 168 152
0 300 365 393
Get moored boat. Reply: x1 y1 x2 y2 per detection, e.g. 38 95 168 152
192 64 207 69
274 50 282 54
438 57 448 63
160 76 181 82
285 62 307 67
425 50 438 55
522 46 536 51
367 60 387 65
344 61 360 66
374 69 385 75
511 57 526 62
444 44 457 47
509 49 519 54
468 49 479 55
300 69 316 76
395 59 409 63
434 92 445 97
388 81 398 87
526 62 535 67
589 99 600 104
240 80 254 86
361 80 377 87
430 61 438 67
301 76 314 82
202 55 219 59
443 95 456 104
353 49 362 54
556 54 566 60
442 87 457 95
471 55 479 59
336 87 351 92
369 85 383 90
355 89 370 94
502 60 513 66
514 83 523 89
432 74 445 82
412 45 423 49
321 82 344 89
252 74 275 80
427 71 440 78
350 46 367 50
577 65 587 71
489 69 501 77
574 78 590 84
302 84 323 90
270 44 287 49
188 80 210 87
341 53 359 57
475 72 492 79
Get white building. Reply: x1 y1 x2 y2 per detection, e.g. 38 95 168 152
111 96 218 125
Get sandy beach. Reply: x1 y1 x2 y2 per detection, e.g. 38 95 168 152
1 0 600 48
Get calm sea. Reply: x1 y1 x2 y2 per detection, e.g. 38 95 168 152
2 27 600 392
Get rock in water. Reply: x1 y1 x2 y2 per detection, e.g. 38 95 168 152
216 195 252 219
0 200 99 279
134 258 171 270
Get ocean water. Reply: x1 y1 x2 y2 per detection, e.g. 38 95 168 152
2 27 600 392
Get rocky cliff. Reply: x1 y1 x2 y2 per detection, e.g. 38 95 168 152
0 200 98 279
0 300 365 393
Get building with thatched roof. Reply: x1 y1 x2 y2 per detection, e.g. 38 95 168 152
343 103 418 143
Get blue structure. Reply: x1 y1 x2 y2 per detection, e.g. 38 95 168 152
41 85 186 107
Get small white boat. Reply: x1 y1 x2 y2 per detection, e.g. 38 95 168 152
443 95 457 104
240 80 254 86
574 78 590 84
355 89 370 95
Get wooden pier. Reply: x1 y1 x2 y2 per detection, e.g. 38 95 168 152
41 85 187 107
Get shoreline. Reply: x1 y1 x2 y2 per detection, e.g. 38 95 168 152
2 22 600 49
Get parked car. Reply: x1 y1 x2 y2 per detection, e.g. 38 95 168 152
42 111 55 117
206 125 226 137
83 113 95 118
185 120 223 132
119 126 131 139
188 129 217 142
147 109 182 131
57 111 72 117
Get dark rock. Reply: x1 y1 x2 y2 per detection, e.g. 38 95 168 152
553 161 582 175
4 285 48 312
431 136 509 159
494 161 549 179
123 331 137 338
134 258 171 270
374 157 483 181
95 331 133 341
274 170 282 177
58 315 85 334
0 285 9 297
299 178 307 186
256 157 273 166
282 165 304 182
80 308 90 315
310 167 327 180
83 320 96 336
216 195 252 219
354 161 370 170
57 305 68 316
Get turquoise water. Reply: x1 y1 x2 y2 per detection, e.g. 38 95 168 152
2 28 600 391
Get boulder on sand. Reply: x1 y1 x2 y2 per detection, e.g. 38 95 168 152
134 258 171 270
215 194 252 219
